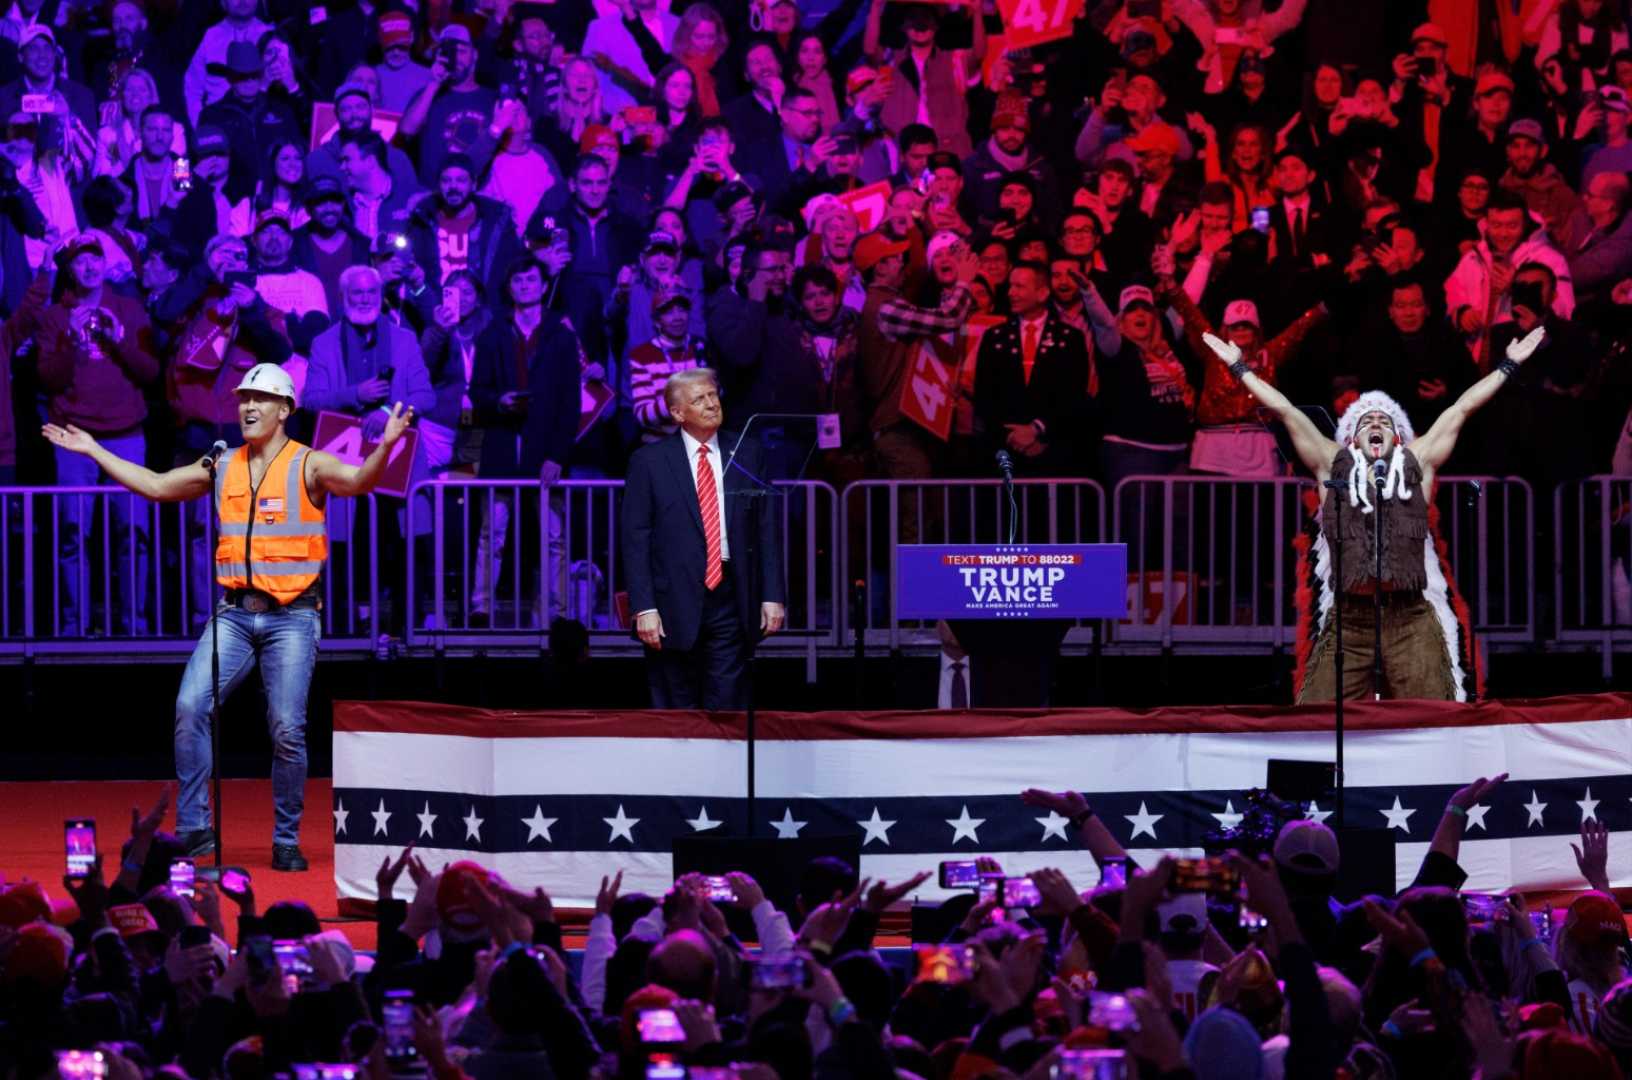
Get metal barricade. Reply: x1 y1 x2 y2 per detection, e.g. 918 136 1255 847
0 486 379 654
1112 475 1311 649
405 478 840 655
1554 475 1632 677
838 479 1108 650
1110 475 1536 651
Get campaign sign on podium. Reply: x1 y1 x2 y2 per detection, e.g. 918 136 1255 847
896 544 1128 620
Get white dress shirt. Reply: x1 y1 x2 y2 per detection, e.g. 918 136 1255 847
938 649 971 709
680 428 730 561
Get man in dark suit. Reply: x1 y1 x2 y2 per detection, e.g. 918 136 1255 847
621 367 787 708
1267 146 1339 269
974 261 1091 475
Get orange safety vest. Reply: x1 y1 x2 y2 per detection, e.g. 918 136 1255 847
214 439 327 605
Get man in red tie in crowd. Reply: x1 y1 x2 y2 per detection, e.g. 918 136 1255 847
620 368 786 708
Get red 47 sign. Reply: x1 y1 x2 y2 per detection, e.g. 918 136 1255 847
899 336 958 441
997 0 1083 50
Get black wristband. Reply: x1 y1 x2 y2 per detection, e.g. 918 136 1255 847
1228 360 1250 381
1068 807 1094 831
1497 359 1519 378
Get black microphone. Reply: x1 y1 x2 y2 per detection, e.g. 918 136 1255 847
1372 456 1388 486
204 440 229 470
995 449 1014 481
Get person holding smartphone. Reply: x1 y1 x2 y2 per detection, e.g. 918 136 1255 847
42 362 416 869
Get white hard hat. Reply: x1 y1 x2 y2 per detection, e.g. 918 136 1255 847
235 363 297 407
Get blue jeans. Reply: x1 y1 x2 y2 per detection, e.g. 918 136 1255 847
174 604 321 846
55 434 151 635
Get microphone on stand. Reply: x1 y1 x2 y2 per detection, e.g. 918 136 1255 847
995 449 1014 481
1372 455 1388 487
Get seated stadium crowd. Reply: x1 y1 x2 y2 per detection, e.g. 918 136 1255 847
1 776 1629 1078
5 0 1632 636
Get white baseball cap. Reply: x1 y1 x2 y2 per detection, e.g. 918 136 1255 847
1223 299 1260 328
926 230 962 263
235 363 298 407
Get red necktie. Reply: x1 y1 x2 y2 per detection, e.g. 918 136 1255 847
1022 321 1040 384
697 444 723 590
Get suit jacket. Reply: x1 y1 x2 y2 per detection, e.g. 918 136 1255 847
1267 197 1340 266
621 431 786 653
468 310 582 479
973 313 1090 471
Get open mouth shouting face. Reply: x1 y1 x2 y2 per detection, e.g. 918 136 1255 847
237 390 287 440
1354 410 1397 461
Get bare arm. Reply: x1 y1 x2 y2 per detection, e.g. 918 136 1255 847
40 424 212 502
863 0 886 62
1200 332 1336 475
1413 326 1544 471
308 404 416 497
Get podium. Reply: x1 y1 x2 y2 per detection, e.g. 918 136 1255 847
895 544 1128 706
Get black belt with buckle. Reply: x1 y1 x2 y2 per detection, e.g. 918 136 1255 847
225 589 277 613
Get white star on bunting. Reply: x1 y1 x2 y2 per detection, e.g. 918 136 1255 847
1578 786 1600 822
770 808 807 839
1211 801 1244 829
371 798 392 837
1304 802 1333 825
1035 811 1071 842
522 806 557 843
1380 796 1416 833
1464 804 1491 832
333 799 349 837
417 801 437 839
604 804 639 843
463 806 484 842
686 806 722 832
1125 801 1163 841
1524 790 1547 828
859 807 897 846
946 805 986 844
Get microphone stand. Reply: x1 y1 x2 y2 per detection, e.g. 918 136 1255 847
996 453 1018 545
1372 462 1386 702
202 450 226 878
1322 474 1346 828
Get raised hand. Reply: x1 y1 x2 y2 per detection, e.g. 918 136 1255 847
864 870 931 913
1019 788 1088 818
1202 331 1242 365
1364 898 1431 958
131 784 172 841
377 845 416 902
1449 773 1508 812
1505 325 1547 364
1573 819 1611 892
595 870 624 917
41 423 99 456
380 402 416 446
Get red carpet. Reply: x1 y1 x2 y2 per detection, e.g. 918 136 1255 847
0 778 376 949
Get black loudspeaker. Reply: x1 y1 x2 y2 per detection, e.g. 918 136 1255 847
1333 827 1396 904
672 835 863 942
1266 758 1338 803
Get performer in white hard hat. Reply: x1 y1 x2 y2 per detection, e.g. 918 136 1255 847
43 363 414 871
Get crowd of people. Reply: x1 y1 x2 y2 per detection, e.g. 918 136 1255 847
2 776 1630 1078
5 0 1632 635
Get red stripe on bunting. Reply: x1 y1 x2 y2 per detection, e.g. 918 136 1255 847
334 693 1632 741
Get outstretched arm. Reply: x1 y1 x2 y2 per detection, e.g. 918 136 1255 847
41 424 212 502
308 403 416 497
1412 326 1544 471
1201 332 1337 475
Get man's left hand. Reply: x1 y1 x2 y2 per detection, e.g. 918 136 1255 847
761 602 785 634
1005 423 1040 453
1505 325 1547 364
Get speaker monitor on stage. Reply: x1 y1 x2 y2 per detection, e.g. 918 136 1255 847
1266 758 1395 902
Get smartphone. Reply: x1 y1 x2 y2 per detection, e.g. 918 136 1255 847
172 155 192 192
637 1008 686 1044
1249 206 1271 235
380 365 396 383
701 874 735 903
274 939 313 995
446 285 462 322
978 878 1000 907
1001 876 1042 908
224 269 256 290
65 818 96 878
644 1064 687 1080
939 859 982 889
382 988 418 1064
169 857 196 898
437 40 460 68
1238 905 1269 933
21 92 52 114
54 1051 108 1079
1415 55 1437 77
179 924 212 949
1087 990 1141 1032
914 943 975 984
622 105 657 126
1052 1047 1129 1079
746 954 811 991
292 1068 359 1080
1171 857 1240 896
689 1070 744 1080
220 867 251 897
1462 893 1504 922
1530 909 1555 943
242 934 275 983
1099 855 1129 889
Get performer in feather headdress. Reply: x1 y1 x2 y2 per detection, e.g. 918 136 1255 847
1200 325 1548 702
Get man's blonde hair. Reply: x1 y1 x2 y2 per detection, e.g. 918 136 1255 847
663 367 719 412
